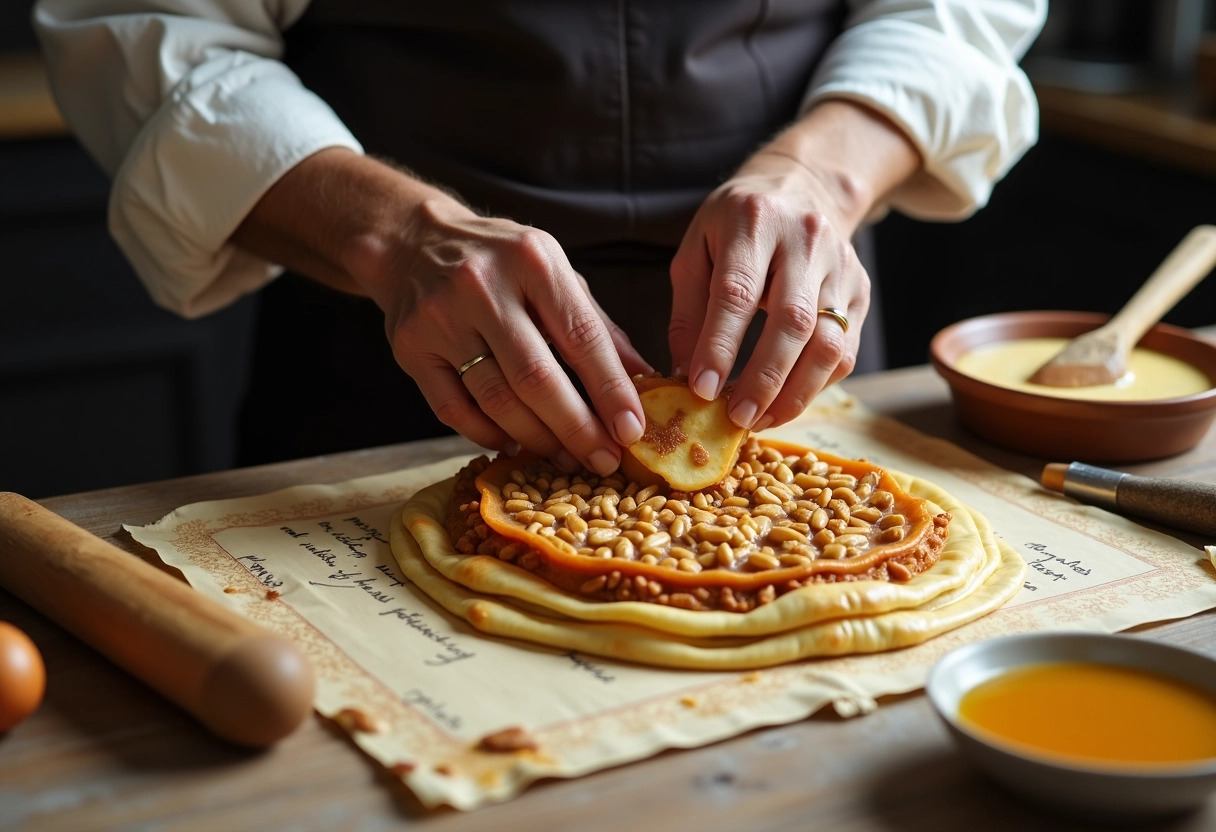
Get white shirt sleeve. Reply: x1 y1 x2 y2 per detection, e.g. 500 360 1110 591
805 0 1047 220
33 0 363 319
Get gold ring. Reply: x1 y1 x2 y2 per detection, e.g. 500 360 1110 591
817 307 849 334
457 353 491 378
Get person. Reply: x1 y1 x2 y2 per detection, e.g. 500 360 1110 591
33 1 1046 476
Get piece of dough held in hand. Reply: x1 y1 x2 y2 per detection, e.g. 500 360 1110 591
620 375 748 492
389 383 1025 669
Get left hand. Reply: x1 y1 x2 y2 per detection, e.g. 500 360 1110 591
668 148 870 432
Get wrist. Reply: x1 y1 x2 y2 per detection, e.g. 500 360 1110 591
233 147 474 306
335 159 476 307
751 98 921 232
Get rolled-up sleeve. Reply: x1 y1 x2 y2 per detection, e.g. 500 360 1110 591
805 0 1046 220
33 0 363 318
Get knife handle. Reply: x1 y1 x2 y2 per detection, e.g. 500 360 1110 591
0 492 315 747
1115 475 1216 537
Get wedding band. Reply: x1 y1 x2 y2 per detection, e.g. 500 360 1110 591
457 353 491 378
817 308 849 334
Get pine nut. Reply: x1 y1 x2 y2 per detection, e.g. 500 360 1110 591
879 513 906 529
851 506 882 523
669 515 691 540
828 499 850 522
715 542 735 568
768 526 807 543
580 575 607 594
887 561 912 581
586 527 619 546
836 533 869 548
747 551 780 571
879 526 906 543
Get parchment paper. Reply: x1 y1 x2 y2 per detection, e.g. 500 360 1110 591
127 389 1216 809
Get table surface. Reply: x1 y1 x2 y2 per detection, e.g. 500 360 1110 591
4 359 1216 832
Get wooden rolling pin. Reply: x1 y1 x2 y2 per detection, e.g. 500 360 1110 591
0 492 315 747
1041 463 1216 537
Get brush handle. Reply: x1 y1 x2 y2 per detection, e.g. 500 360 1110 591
1115 475 1216 537
1102 224 1216 346
1054 463 1216 537
0 492 315 747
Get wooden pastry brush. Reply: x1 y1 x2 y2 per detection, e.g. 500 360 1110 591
1029 225 1216 388
1041 462 1216 537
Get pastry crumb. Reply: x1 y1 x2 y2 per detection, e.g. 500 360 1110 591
477 725 538 753
334 707 387 734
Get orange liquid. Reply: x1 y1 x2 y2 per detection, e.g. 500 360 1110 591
958 661 1216 766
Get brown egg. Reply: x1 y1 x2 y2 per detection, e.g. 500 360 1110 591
0 621 46 732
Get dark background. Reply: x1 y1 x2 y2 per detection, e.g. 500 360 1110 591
3 1 1214 499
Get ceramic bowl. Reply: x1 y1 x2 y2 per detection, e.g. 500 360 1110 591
929 311 1216 461
926 632 1216 819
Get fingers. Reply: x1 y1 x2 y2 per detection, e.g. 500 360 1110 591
724 250 820 430
670 198 868 432
411 353 516 452
668 234 712 377
749 299 863 432
679 231 768 402
726 226 868 428
521 243 646 465
388 220 652 477
455 348 584 471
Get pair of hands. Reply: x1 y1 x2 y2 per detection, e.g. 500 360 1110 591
376 147 871 478
237 102 918 476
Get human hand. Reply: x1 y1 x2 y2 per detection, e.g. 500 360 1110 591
371 198 650 476
668 149 870 432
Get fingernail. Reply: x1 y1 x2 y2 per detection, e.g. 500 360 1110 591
614 410 644 445
555 449 579 472
729 398 759 429
753 414 775 432
588 448 620 477
693 370 720 401
672 365 686 378
504 440 522 456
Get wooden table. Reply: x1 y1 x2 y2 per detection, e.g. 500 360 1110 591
3 362 1215 832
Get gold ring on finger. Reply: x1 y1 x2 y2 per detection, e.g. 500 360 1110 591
457 352 491 379
817 307 849 334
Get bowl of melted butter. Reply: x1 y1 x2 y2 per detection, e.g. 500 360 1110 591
927 632 1216 819
930 311 1216 461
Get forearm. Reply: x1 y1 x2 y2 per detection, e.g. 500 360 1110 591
231 148 473 307
747 98 922 234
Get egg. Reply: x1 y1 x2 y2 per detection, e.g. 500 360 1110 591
0 621 46 732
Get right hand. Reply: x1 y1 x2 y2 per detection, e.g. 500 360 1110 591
366 197 650 476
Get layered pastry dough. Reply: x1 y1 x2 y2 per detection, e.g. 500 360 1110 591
390 436 1024 669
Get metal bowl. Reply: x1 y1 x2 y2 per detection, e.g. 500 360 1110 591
929 311 1216 461
926 632 1216 820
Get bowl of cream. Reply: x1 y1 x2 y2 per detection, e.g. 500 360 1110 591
929 311 1216 461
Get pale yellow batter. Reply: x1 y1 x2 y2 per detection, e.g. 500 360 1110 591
954 337 1212 401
